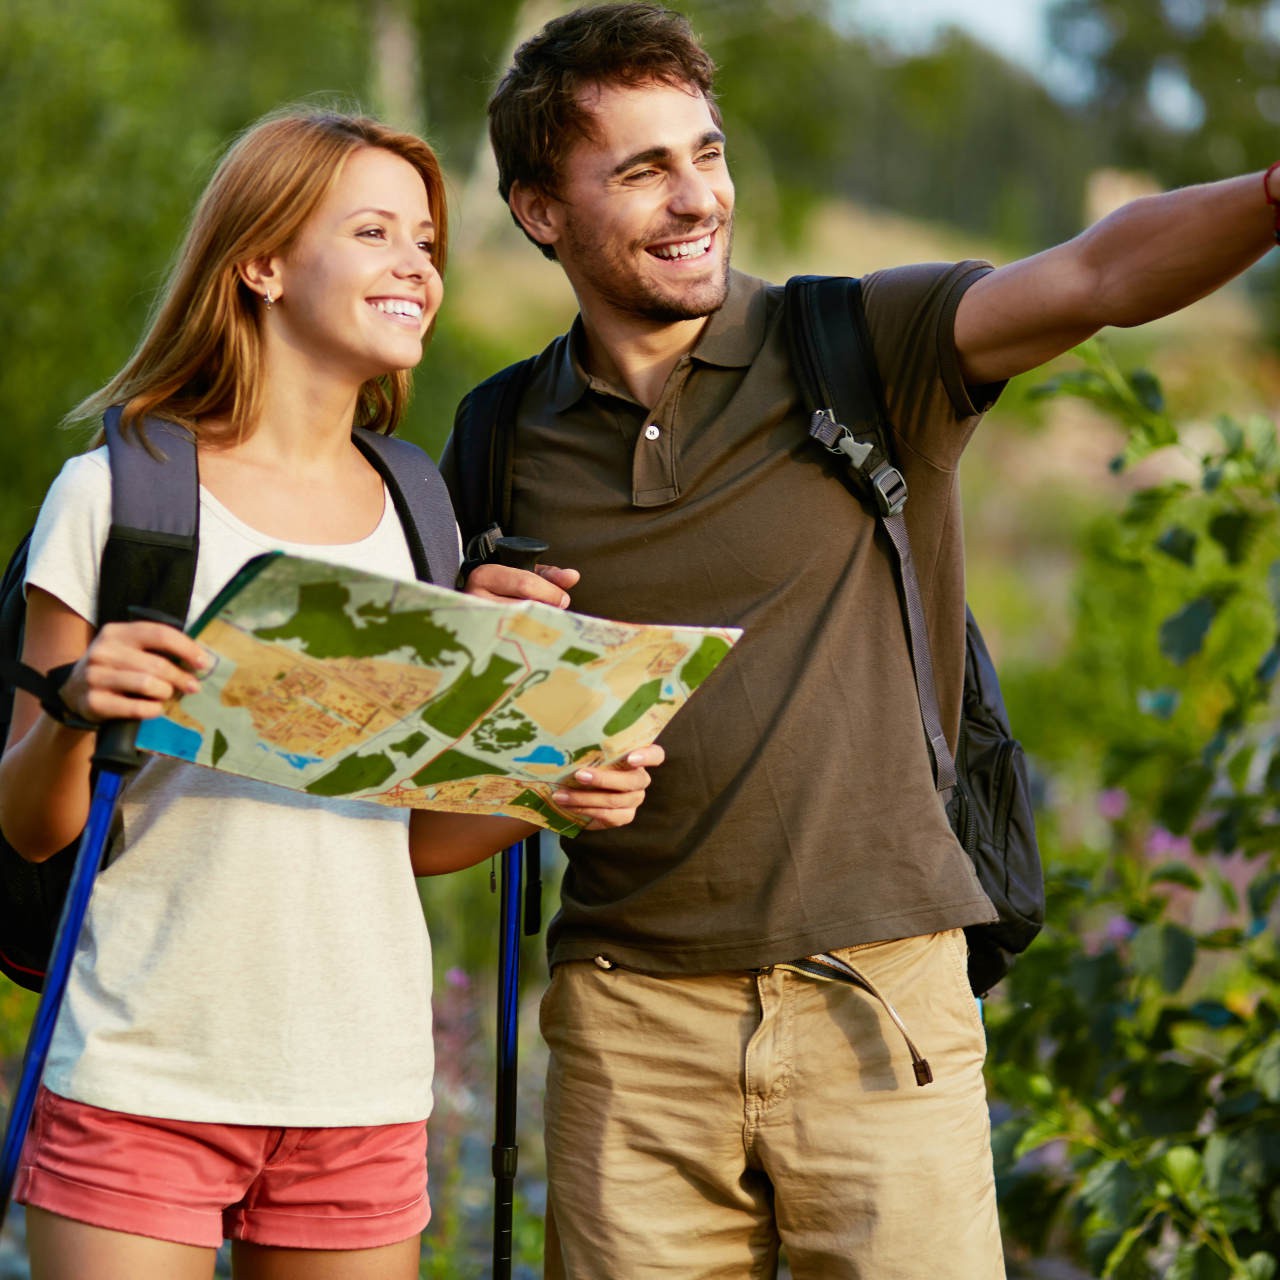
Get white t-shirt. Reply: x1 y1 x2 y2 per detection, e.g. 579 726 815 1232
25 447 437 1126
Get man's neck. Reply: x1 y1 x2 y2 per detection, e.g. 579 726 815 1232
578 304 711 409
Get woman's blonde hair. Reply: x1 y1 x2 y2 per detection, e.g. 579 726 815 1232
76 107 449 441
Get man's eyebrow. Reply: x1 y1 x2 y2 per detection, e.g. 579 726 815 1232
610 130 726 177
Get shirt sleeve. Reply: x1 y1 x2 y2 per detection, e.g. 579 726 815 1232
861 260 1004 471
25 448 112 625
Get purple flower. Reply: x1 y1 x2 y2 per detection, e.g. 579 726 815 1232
445 966 470 990
1146 827 1192 859
1104 915 1137 943
1097 788 1129 821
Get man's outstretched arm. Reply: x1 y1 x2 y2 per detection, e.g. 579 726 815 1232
956 170 1278 386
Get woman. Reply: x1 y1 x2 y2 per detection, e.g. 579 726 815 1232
0 108 661 1280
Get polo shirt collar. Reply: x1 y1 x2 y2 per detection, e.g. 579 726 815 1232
548 269 768 412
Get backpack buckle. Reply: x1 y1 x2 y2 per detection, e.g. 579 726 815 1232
458 523 506 586
811 411 908 517
868 464 908 517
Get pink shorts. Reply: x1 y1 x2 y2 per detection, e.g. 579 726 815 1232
15 1086 430 1250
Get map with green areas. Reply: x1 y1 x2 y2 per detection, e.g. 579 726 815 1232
134 552 741 835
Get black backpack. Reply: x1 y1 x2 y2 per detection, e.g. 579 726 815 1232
785 274 1043 996
445 276 1044 996
0 407 460 992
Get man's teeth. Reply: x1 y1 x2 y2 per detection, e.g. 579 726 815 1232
652 235 712 260
371 299 423 318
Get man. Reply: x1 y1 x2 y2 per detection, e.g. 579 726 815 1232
447 5 1278 1276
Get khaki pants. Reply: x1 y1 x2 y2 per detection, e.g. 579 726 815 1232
541 930 1005 1280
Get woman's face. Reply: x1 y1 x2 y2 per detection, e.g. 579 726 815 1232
267 146 443 386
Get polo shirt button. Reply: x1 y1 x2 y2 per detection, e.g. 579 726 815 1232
643 424 661 441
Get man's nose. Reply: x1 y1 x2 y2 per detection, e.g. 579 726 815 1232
668 166 719 219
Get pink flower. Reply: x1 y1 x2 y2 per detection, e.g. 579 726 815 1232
1097 788 1129 821
1146 827 1192 859
1104 915 1137 943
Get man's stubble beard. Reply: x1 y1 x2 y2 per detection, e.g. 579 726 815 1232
564 216 735 324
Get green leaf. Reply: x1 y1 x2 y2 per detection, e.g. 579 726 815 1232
1185 1000 1237 1029
1159 596 1219 664
1208 510 1259 566
1255 1037 1280 1104
1213 1191 1261 1235
1248 872 1280 924
1158 763 1214 834
1138 687 1181 719
1242 1255 1278 1280
1197 926 1245 949
1079 1158 1143 1229
1268 562 1280 614
1012 1112 1066 1160
1156 525 1198 565
1129 368 1165 413
1163 1146 1204 1198
1205 1129 1265 1202
1215 416 1247 455
1122 485 1181 526
1102 1222 1152 1278
1029 369 1109 402
1132 922 1197 993
1150 862 1203 890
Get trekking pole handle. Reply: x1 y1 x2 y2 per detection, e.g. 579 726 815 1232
491 536 549 573
92 605 187 773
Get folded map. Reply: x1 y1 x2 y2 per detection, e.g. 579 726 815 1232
135 552 741 835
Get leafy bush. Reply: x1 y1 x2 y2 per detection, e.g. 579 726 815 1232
988 343 1280 1279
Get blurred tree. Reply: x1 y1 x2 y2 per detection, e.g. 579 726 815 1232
0 0 1225 549
842 27 1108 248
1044 0 1280 341
0 0 371 548
1047 0 1280 184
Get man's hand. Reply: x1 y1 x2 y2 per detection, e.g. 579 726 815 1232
464 561 580 609
552 744 667 832
408 741 667 873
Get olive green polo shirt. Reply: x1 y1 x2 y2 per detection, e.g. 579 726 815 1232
453 264 1001 973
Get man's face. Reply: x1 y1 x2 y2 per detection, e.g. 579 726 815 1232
540 79 735 325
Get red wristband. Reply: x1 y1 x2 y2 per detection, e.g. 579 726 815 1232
1266 160 1280 244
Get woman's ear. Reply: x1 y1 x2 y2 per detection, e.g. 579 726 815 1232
508 182 561 253
238 257 284 304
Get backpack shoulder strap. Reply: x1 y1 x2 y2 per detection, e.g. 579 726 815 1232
100 407 200 628
783 274 956 794
445 357 538 563
784 275 907 518
352 429 460 588
0 408 201 728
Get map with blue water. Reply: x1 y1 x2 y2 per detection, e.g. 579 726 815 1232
136 553 740 835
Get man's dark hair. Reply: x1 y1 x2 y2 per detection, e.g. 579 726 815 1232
488 3 720 259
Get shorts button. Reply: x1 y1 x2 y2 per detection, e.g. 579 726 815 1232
643 424 661 441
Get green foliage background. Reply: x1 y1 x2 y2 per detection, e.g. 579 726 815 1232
3 0 1280 1275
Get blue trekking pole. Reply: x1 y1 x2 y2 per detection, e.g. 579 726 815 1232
492 836 524 1280
488 536 549 1280
0 716 142 1227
